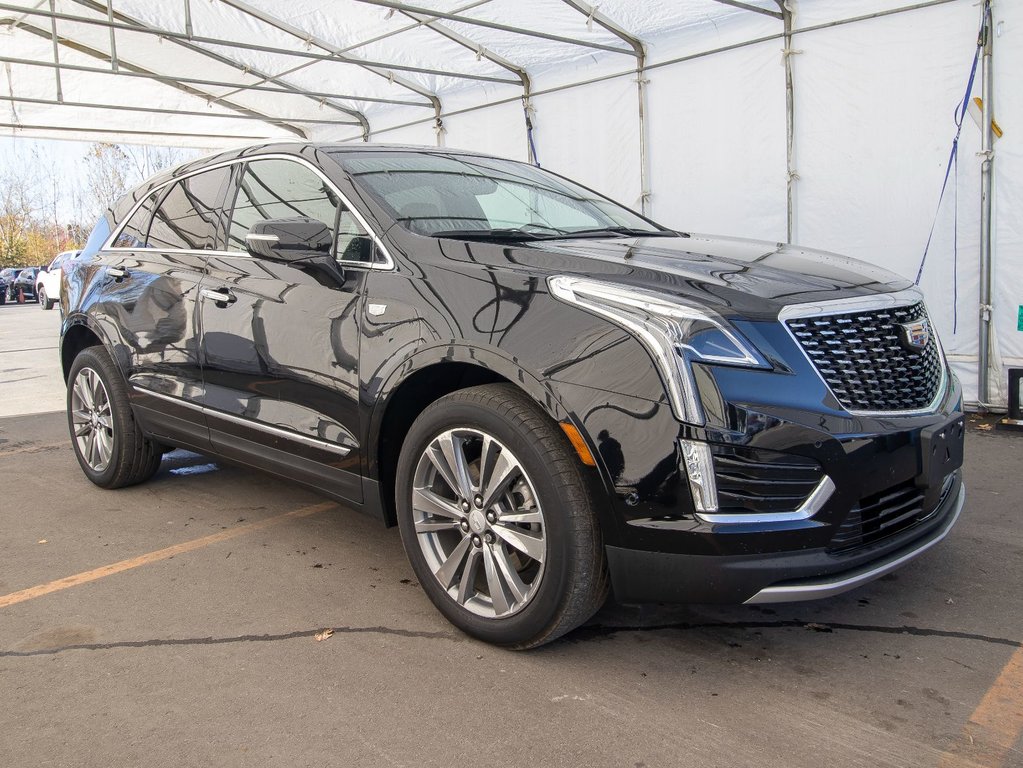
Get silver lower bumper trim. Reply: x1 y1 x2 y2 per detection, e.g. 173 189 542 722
744 483 966 604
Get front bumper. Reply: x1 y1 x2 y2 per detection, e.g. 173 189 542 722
606 473 964 604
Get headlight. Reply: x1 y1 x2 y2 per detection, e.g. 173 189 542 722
548 275 768 425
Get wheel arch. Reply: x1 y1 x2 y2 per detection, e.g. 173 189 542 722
368 345 581 528
60 314 122 383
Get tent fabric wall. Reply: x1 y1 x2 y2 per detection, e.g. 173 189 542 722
2 0 1017 407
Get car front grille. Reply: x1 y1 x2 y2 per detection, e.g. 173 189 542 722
785 301 944 412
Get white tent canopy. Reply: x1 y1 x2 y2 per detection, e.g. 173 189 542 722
1 0 1019 408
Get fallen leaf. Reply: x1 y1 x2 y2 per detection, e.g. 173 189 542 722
805 623 833 633
314 628 335 642
976 423 993 431
38 539 47 544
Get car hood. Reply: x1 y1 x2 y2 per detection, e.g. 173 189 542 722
436 233 914 321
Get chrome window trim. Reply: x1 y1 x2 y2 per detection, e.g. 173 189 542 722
696 475 836 525
102 153 395 271
778 288 949 417
133 386 355 456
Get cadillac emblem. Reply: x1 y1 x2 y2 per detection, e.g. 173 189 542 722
898 319 931 351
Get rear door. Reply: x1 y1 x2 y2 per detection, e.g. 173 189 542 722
104 165 231 449
198 156 373 502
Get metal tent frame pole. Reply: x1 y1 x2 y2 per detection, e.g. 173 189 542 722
394 7 533 157
0 54 433 107
354 0 640 58
11 19 311 138
68 0 372 140
561 1 648 214
978 1 994 406
779 1 797 243
213 0 445 144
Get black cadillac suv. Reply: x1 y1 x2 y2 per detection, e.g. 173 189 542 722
60 143 965 648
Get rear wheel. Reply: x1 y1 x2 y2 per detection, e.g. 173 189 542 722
395 384 607 648
67 346 162 489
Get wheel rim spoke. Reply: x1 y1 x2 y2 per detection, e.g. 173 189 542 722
481 544 512 615
434 536 473 589
412 487 464 520
480 450 519 510
426 443 462 498
492 523 545 564
490 543 529 605
415 519 460 534
456 548 482 605
497 508 543 525
436 431 474 500
95 427 112 467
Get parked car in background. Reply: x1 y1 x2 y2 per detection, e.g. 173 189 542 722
0 267 23 304
36 250 80 310
10 267 40 303
60 142 965 648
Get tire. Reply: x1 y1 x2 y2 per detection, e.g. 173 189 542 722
39 287 54 310
395 384 607 649
66 346 163 489
0 293 5 305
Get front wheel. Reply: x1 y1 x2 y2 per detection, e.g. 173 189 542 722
39 287 54 310
67 346 163 488
395 384 607 649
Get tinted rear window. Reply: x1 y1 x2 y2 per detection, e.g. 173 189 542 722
113 193 160 249
147 166 231 250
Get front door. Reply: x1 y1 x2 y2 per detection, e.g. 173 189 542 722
198 157 372 502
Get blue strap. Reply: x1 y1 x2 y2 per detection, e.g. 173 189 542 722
914 3 988 293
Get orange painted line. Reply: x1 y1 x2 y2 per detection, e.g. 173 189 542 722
939 645 1023 767
0 501 335 610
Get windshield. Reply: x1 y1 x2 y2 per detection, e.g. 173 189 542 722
332 151 666 239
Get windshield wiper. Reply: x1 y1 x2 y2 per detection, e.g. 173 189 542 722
553 226 683 239
429 227 562 241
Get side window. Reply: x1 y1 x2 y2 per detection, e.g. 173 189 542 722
148 166 231 250
227 158 373 262
113 193 159 249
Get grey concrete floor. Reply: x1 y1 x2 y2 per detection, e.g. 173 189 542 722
0 302 1021 768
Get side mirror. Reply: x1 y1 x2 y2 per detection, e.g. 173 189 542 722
245 217 333 262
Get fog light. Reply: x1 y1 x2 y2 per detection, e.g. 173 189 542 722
679 439 718 514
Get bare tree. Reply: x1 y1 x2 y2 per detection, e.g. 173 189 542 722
83 143 132 223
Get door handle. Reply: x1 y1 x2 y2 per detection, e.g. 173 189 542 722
200 288 237 305
108 267 129 281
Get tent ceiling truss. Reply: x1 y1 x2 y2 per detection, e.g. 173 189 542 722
0 0 792 149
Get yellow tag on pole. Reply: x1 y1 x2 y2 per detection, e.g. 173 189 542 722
968 97 1004 139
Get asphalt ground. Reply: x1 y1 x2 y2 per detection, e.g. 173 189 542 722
1 300 1021 768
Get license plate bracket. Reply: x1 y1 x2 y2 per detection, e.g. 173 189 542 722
918 416 965 489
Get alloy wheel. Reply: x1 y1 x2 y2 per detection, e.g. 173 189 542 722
411 428 547 618
70 367 114 472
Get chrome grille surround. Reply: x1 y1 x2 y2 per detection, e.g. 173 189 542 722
779 289 948 415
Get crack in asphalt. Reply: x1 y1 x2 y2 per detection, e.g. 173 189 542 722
571 620 1023 648
0 626 460 657
1 620 1018 658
